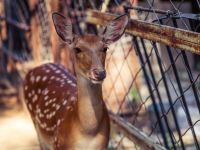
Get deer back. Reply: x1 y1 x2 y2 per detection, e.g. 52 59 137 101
24 63 77 135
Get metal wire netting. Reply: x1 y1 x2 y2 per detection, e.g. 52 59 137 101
1 0 200 150
87 0 200 149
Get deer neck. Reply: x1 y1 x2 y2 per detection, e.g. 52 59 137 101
75 73 104 134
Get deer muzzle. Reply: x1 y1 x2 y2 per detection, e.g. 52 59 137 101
91 68 106 81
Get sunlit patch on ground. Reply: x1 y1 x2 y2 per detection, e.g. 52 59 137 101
0 107 39 150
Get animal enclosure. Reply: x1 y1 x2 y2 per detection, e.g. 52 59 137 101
1 0 200 150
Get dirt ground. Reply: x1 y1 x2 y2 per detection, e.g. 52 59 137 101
0 103 39 150
0 98 136 150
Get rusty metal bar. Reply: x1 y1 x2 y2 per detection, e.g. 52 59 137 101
85 10 200 55
109 113 166 150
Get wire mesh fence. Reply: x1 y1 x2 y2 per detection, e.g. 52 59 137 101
1 0 200 150
82 0 200 149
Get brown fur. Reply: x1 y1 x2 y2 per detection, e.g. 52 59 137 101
24 12 128 149
24 35 110 150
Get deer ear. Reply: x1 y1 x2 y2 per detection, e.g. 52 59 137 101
52 12 74 44
101 14 129 45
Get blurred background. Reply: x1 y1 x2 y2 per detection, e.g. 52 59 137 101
1 0 200 149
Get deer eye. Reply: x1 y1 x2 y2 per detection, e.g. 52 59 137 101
74 47 82 53
102 47 108 53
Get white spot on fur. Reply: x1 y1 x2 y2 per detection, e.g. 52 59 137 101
63 100 67 105
46 114 50 119
71 83 76 87
61 74 66 77
36 76 41 82
70 96 76 101
25 86 28 90
56 78 60 81
42 76 48 81
49 64 56 71
44 96 49 100
55 70 61 74
43 88 49 95
30 75 35 83
36 107 41 114
39 113 44 118
45 69 50 73
67 106 71 110
44 109 50 113
35 116 41 124
51 111 56 116
52 103 56 107
57 119 61 126
50 76 55 80
60 79 65 82
67 91 70 95
38 89 41 94
28 93 32 98
31 90 35 95
45 101 49 106
46 112 55 119
56 105 60 110
33 95 38 103
54 137 57 142
51 66 56 70
67 80 72 84
28 104 32 110
46 127 51 131
40 123 47 129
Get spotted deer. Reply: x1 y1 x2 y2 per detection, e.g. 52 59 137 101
24 12 128 150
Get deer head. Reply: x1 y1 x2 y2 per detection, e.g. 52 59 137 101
52 12 128 84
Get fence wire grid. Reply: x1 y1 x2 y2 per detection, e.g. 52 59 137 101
1 0 200 150
74 0 200 149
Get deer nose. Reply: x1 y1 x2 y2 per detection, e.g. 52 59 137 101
93 69 106 80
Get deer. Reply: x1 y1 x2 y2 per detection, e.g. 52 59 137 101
23 12 128 150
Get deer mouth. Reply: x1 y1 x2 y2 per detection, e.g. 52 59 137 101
89 77 104 84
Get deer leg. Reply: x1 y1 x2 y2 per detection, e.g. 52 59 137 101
32 125 49 150
37 134 50 150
